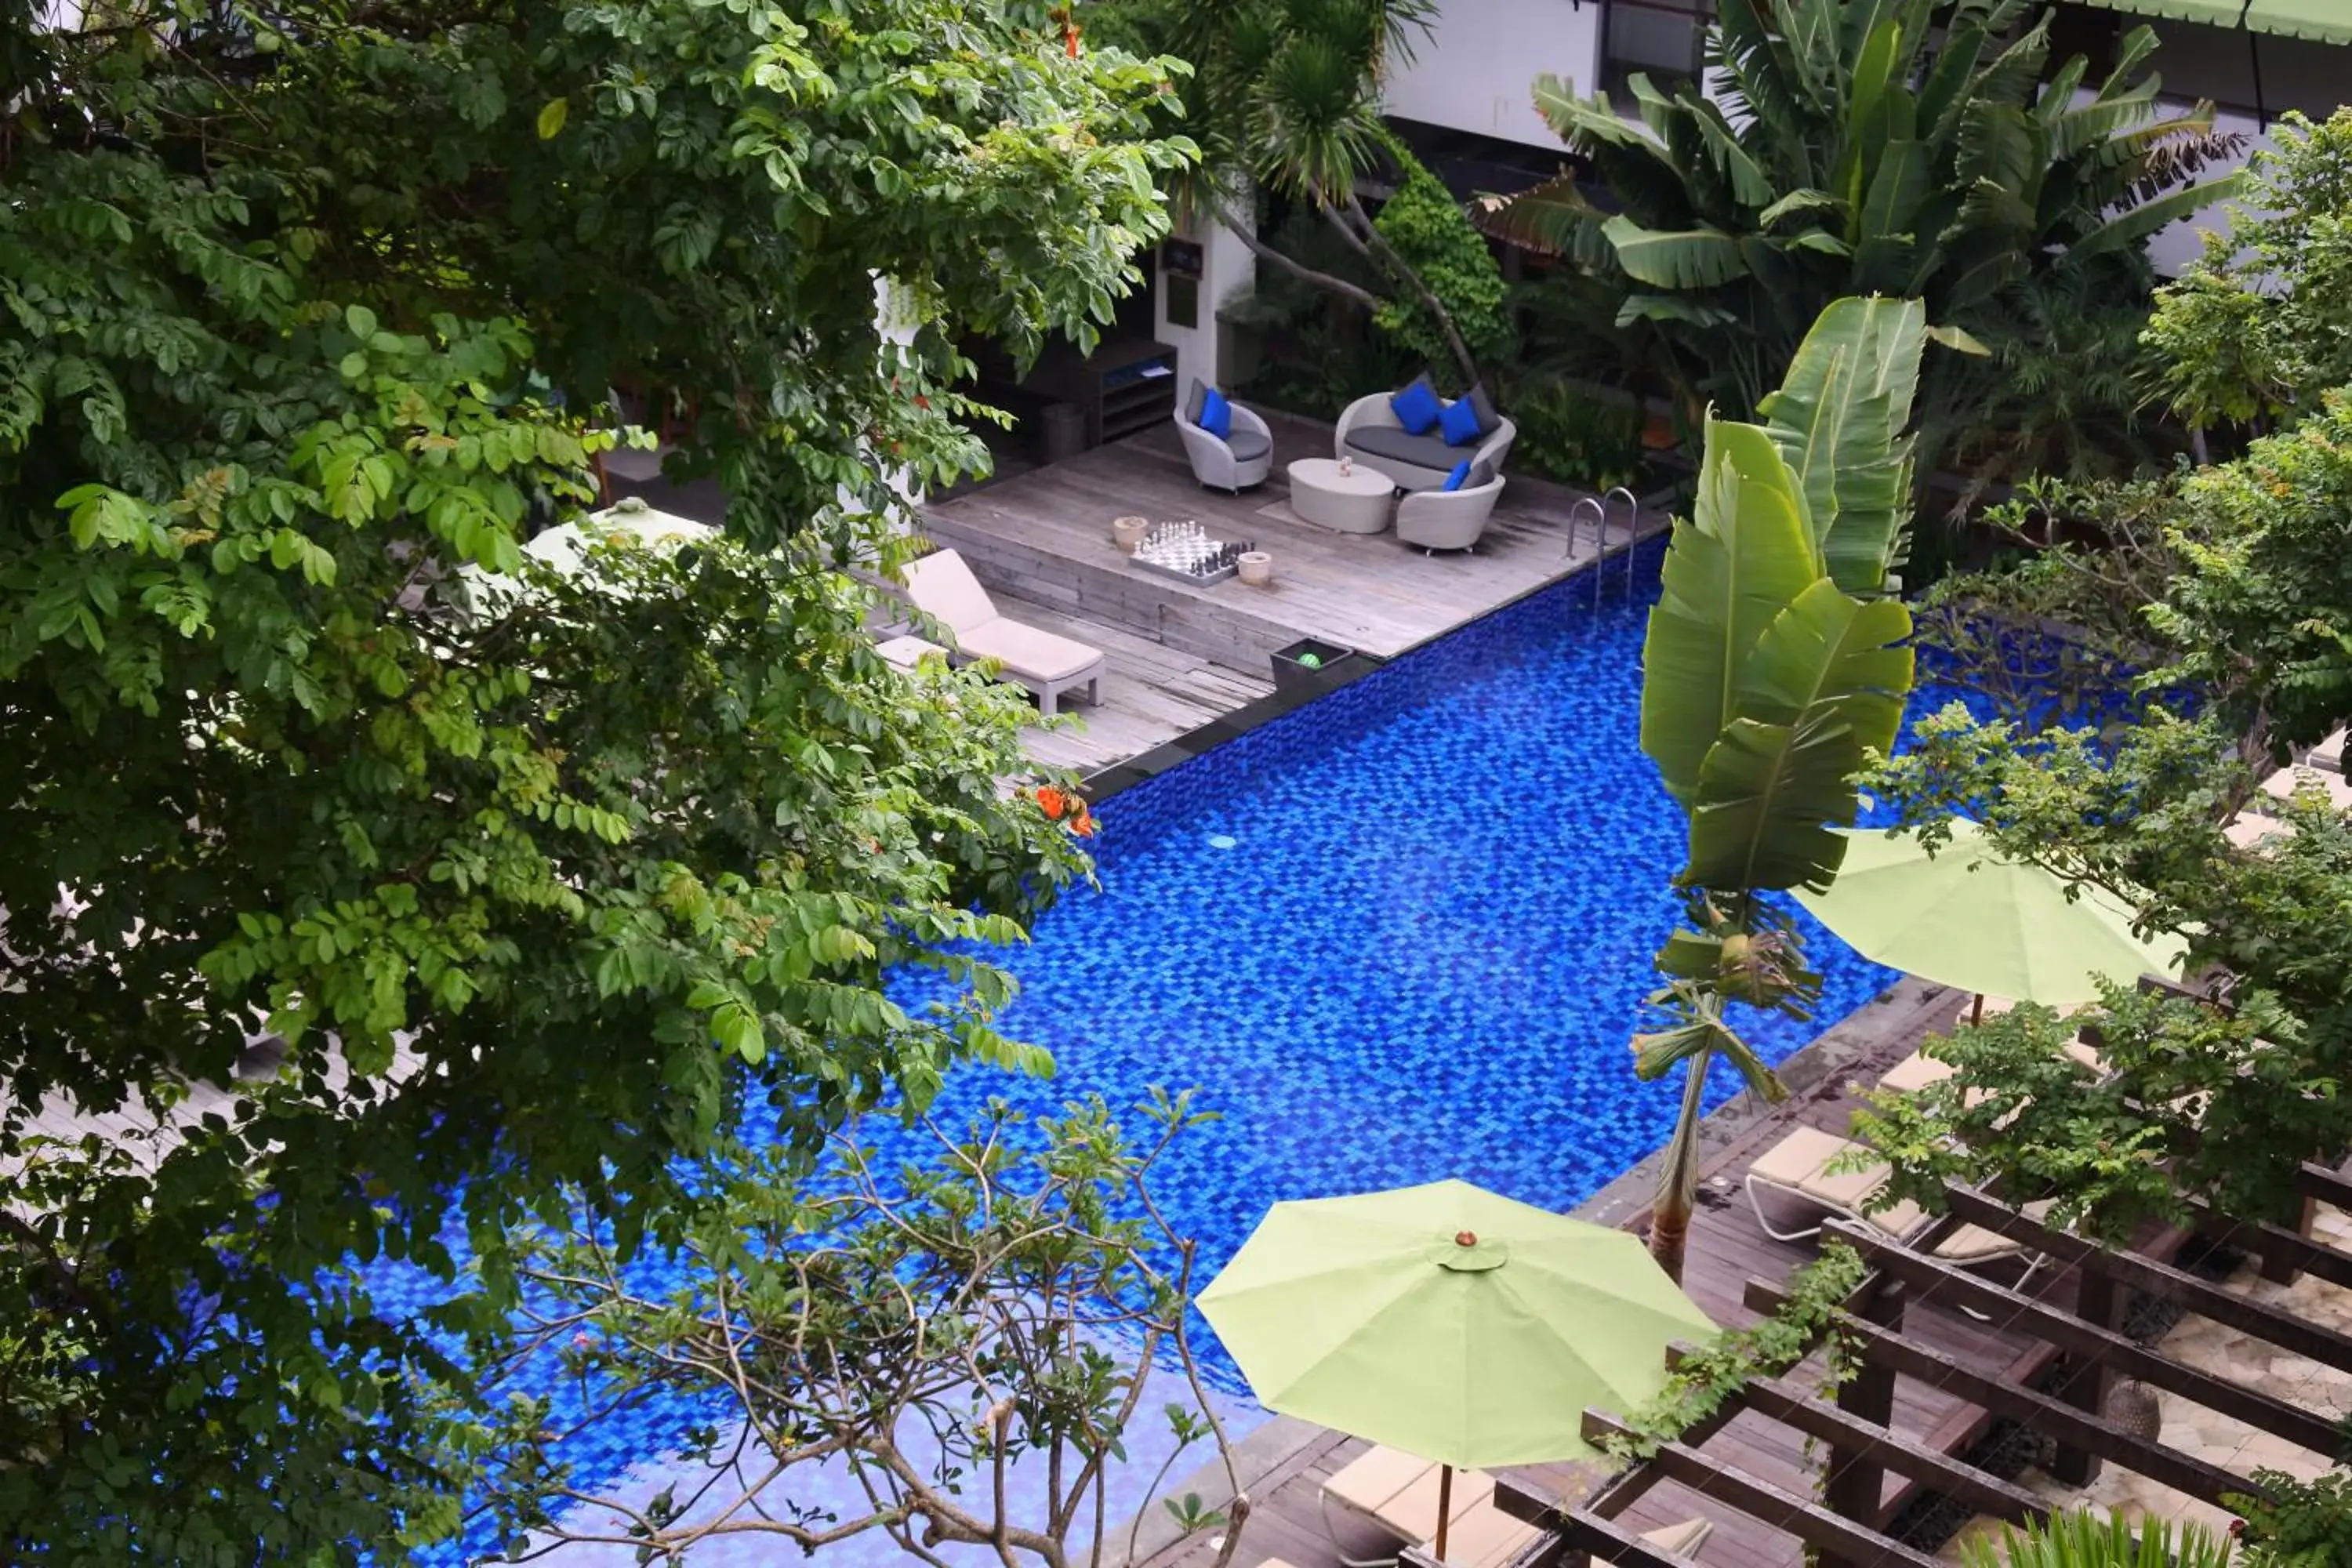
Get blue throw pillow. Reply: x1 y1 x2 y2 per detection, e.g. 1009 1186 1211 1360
1200 387 1232 439
1438 396 1483 447
1442 459 1472 492
1390 377 1442 435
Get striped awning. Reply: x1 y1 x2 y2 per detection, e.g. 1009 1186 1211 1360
2067 0 2352 44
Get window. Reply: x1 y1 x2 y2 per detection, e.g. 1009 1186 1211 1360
1601 0 1715 107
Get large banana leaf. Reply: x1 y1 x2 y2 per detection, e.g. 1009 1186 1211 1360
1681 580 1914 891
1755 296 1926 596
1639 419 1821 804
1602 215 1751 289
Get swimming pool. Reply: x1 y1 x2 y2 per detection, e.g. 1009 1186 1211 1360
884 549 1902 1374
401 548 1926 1563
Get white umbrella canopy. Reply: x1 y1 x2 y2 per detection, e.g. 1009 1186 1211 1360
457 496 716 616
519 496 715 575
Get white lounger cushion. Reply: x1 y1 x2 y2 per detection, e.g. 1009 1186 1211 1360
898 548 1105 714
2261 765 2352 811
901 549 998 637
956 618 1105 683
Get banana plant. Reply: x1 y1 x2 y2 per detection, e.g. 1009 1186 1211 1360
1632 297 1926 1282
1483 0 2242 436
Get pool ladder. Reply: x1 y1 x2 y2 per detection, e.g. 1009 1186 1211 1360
1566 487 1644 608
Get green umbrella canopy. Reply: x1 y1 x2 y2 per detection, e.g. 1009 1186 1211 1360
1794 818 2187 1006
1196 1179 1714 1470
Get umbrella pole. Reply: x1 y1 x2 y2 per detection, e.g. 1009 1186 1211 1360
1970 993 1984 1025
1434 1465 1453 1562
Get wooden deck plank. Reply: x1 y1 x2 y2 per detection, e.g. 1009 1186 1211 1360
909 414 1664 779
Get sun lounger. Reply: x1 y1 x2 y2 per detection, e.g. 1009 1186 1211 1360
2310 729 2346 772
2260 764 2352 811
1322 1446 1712 1566
1878 1035 2103 1094
1743 1127 2049 1290
2223 812 2298 851
899 549 1106 716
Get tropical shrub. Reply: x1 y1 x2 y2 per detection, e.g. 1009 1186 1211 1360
1632 296 1931 1279
1960 1509 2234 1568
1500 379 1649 494
1370 136 1514 383
1485 0 2237 487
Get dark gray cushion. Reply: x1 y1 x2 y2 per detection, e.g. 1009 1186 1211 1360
1465 382 1501 437
1467 457 1497 488
1224 427 1272 463
1345 423 1459 474
1185 378 1210 426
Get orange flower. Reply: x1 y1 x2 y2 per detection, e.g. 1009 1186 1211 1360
1070 811 1098 838
1034 786 1069 820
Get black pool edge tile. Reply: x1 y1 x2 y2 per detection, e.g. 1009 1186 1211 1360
1080 532 1668 804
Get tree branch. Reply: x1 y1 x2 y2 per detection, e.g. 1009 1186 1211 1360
1337 192 1481 386
1198 192 1384 312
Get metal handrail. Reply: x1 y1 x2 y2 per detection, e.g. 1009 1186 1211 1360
1604 486 1642 600
1565 496 1606 607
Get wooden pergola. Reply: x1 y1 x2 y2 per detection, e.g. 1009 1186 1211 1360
1408 1167 2352 1568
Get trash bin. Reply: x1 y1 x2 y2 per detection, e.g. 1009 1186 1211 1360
1036 402 1087 466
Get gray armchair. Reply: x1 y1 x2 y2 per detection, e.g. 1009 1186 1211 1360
1174 397 1274 493
1395 474 1506 554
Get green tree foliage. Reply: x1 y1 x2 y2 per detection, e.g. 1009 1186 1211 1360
1633 297 1929 1280
1920 397 2352 763
0 0 1189 1557
1369 136 1512 376
1485 0 2236 478
476 1094 1241 1566
2144 109 2352 437
1101 0 1502 387
1857 694 2352 1240
2143 397 2352 755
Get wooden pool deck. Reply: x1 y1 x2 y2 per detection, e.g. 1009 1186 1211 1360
913 412 1664 778
1131 982 2099 1568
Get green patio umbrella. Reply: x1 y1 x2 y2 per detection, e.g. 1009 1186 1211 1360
1196 1178 1713 1560
1793 818 2188 1009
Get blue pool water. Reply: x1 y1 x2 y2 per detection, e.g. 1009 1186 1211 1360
395 549 1954 1563
885 554 1903 1380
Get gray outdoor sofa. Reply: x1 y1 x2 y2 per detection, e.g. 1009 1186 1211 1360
1335 388 1516 492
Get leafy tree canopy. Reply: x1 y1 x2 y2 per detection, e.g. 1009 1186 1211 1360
0 0 1189 1558
2143 108 2352 437
1858 404 2352 1240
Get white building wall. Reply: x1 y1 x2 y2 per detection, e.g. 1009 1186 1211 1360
1155 195 1257 394
1378 0 1605 150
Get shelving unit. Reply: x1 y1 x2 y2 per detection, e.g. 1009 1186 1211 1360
1024 339 1178 448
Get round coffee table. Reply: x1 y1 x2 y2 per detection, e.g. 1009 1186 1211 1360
1287 458 1396 535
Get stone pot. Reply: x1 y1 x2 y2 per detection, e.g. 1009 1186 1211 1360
1237 550 1273 586
1112 515 1149 553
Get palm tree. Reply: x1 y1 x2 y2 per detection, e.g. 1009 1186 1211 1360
1098 0 1504 387
1484 0 2241 429
1632 296 1931 1281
